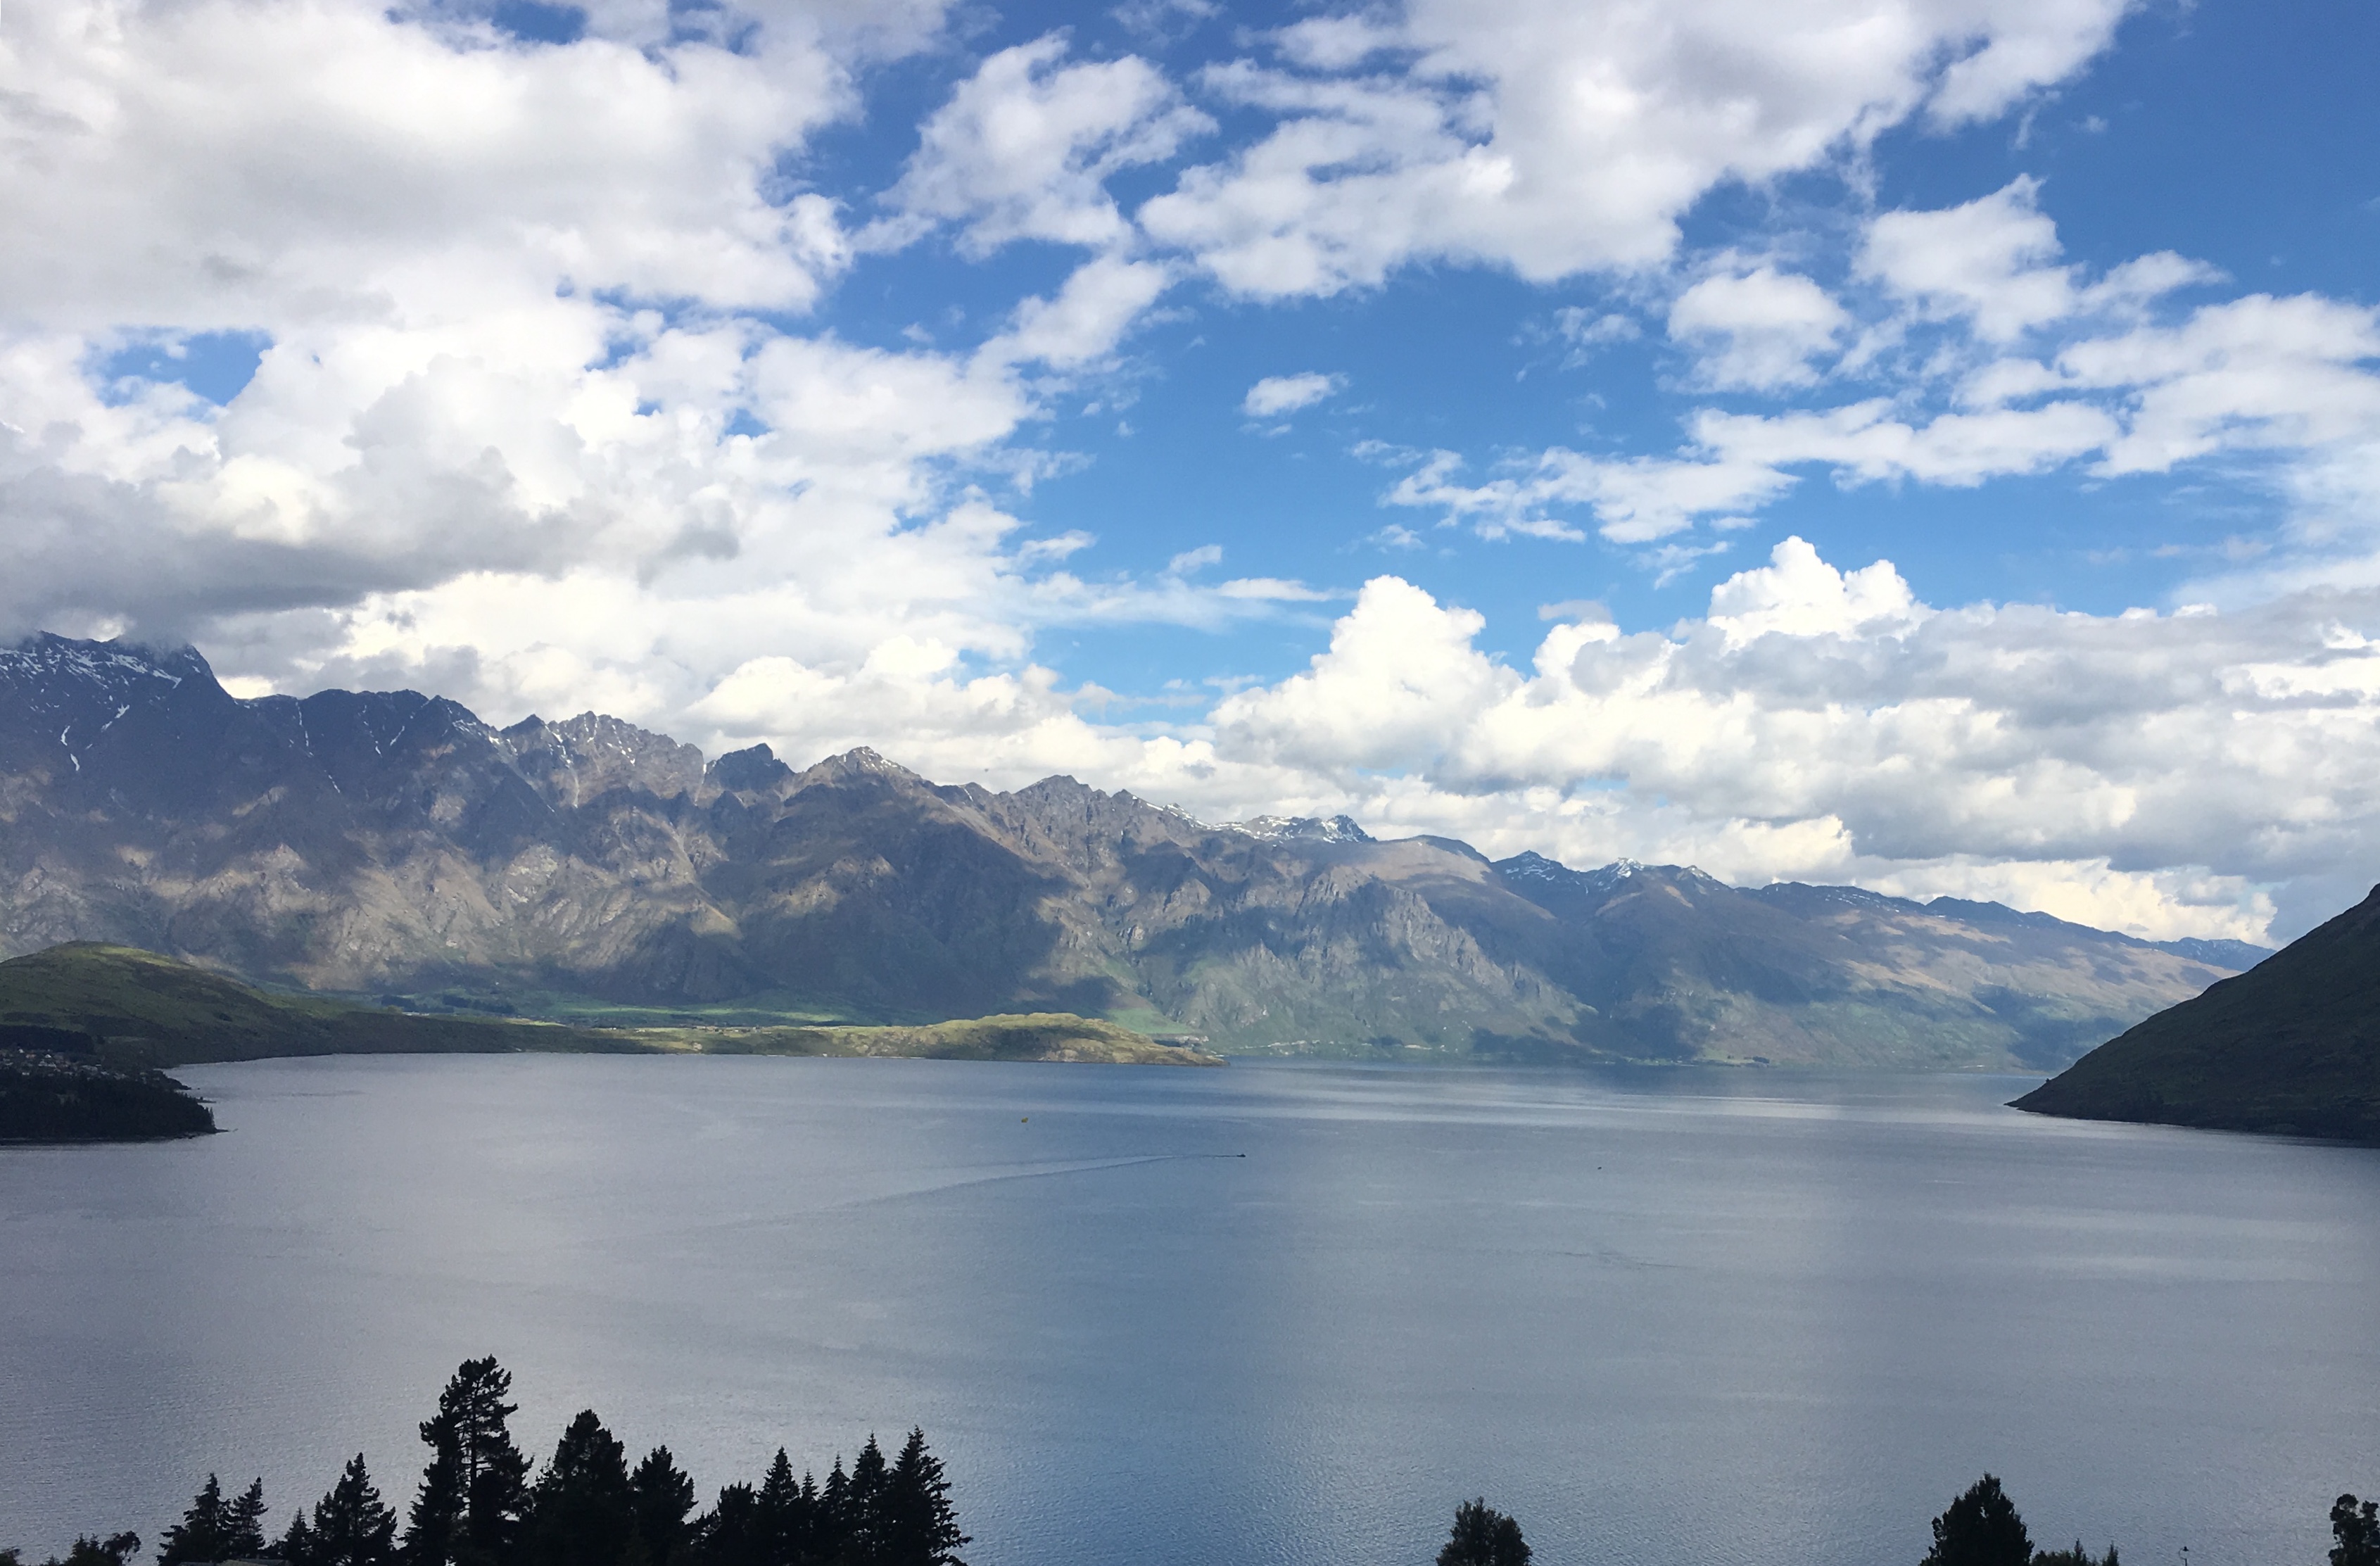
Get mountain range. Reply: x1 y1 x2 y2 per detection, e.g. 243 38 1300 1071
0 633 2265 1068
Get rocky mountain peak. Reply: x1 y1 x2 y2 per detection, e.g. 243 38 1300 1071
708 743 795 795
1223 814 1372 845
795 745 927 789
505 711 707 807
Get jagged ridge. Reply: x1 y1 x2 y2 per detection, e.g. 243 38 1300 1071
0 634 2261 1066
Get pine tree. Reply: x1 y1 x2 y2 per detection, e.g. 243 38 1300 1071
814 1460 849 1566
1436 1499 1529 1566
227 1479 270 1558
403 1415 464 1566
752 1451 802 1566
882 1430 966 1566
402 1358 532 1566
1923 1477 2033 1566
310 1455 399 1566
842 1439 887 1565
159 1475 229 1565
627 1447 697 1566
692 1483 759 1566
2335 1495 2380 1566
280 1511 318 1566
524 1410 632 1566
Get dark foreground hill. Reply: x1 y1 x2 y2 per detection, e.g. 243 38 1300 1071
0 942 1211 1073
0 633 2264 1068
2015 885 2380 1141
0 1049 216 1142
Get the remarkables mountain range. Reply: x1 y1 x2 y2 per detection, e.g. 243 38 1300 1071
0 634 2267 1068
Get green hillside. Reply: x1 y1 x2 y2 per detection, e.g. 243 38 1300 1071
0 942 634 1068
662 1012 1220 1064
0 943 1215 1071
2014 886 2380 1142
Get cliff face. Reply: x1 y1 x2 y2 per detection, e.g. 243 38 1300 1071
0 633 2255 1064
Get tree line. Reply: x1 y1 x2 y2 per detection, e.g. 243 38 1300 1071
1421 1473 2380 1566
1913 1474 2380 1566
11 1420 2376 1566
4 1358 966 1566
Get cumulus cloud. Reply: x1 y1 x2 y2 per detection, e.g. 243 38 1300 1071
1139 0 2134 296
1667 266 1849 390
1859 177 2217 346
1241 372 1346 417
0 0 1279 722
1170 536 2380 941
877 34 1212 256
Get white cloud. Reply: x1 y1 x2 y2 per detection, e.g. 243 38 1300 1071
1384 446 1792 544
1667 266 1849 390
1695 398 2123 486
1388 193 2378 562
1859 177 2075 341
1139 0 2134 297
1146 535 2380 941
877 34 1212 257
1702 536 1923 643
1210 577 1514 772
1859 177 2217 343
1241 372 1345 417
982 255 1177 370
1 0 875 329
0 0 1309 740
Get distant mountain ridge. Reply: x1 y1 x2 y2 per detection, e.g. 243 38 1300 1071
0 633 2262 1066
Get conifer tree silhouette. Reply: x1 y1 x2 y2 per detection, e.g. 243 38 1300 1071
524 1411 632 1566
226 1479 269 1558
1436 1499 1529 1566
301 1455 399 1566
884 1429 968 1566
2334 1495 2380 1566
1922 1477 2033 1566
402 1358 531 1566
626 1447 697 1566
158 1475 229 1565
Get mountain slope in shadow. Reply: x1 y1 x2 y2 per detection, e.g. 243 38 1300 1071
2015 885 2380 1141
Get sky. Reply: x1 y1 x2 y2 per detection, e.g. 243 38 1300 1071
3 0 2378 942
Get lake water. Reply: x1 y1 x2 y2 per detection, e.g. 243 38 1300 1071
3 1056 2376 1566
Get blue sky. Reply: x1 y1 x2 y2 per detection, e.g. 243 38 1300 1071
4 0 2379 940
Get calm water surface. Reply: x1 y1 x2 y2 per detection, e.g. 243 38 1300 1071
3 1056 2376 1565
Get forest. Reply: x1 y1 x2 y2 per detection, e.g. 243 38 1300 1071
3 1358 965 1566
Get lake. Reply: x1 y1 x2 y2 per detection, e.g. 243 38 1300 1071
3 1056 2376 1565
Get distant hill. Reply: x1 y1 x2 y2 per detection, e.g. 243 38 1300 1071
0 633 2265 1068
2015 886 2380 1142
0 942 1212 1069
